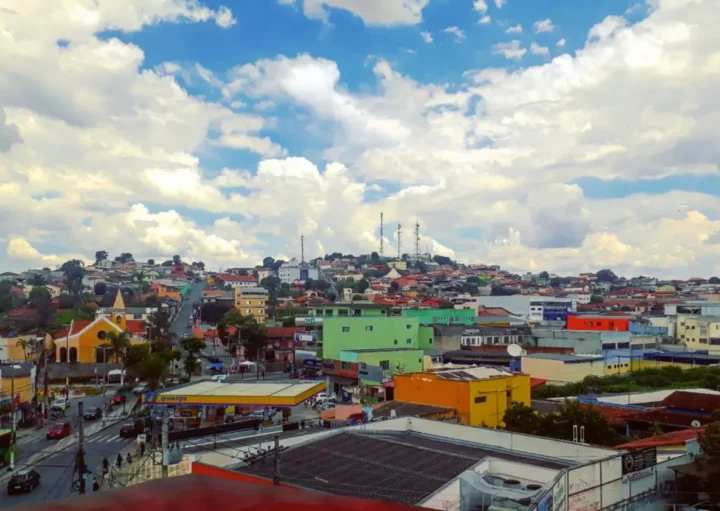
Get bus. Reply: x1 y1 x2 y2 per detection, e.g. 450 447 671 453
0 429 17 468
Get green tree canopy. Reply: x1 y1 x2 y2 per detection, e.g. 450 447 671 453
95 250 108 262
179 336 206 355
29 286 53 327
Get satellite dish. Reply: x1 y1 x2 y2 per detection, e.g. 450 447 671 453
507 344 523 357
691 420 702 428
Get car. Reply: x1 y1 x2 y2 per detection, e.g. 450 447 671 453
50 398 69 411
7 470 41 495
132 384 148 395
46 422 71 440
119 422 142 438
110 394 126 405
211 374 228 382
319 402 336 411
84 407 102 421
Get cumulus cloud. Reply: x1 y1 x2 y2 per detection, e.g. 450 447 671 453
506 24 523 34
2 0 720 278
492 40 527 59
530 42 550 56
421 31 433 43
473 0 488 13
534 19 555 33
299 0 430 26
478 15 492 24
444 26 466 42
556 38 566 48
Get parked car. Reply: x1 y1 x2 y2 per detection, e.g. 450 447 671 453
83 407 102 421
210 374 228 382
46 422 71 440
110 394 126 405
119 422 142 438
319 402 336 411
132 384 148 395
7 470 41 495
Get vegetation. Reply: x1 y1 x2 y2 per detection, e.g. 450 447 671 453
0 280 23 314
697 422 720 504
29 286 53 327
124 343 181 390
533 366 720 399
179 335 206 377
503 401 626 447
54 306 95 328
60 259 85 305
218 310 266 358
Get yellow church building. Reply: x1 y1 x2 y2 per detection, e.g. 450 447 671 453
54 291 148 363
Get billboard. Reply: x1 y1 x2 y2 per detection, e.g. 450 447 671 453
621 448 657 475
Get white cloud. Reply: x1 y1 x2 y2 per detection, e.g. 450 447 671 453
444 26 466 42
556 38 567 48
494 0 506 7
534 18 555 33
530 42 550 56
492 40 527 59
300 0 430 26
473 0 488 13
478 15 492 24
506 24 523 34
421 31 433 43
3 0 720 278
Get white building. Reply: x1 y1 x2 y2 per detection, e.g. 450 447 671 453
216 273 258 289
256 268 274 282
476 296 577 322
568 292 591 305
278 259 319 284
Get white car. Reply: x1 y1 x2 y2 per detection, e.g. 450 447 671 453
51 398 69 411
211 374 228 382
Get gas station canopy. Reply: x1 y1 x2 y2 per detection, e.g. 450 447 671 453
141 380 326 407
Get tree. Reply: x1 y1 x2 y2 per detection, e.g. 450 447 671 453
114 253 134 263
438 301 454 309
370 251 380 262
161 260 173 267
147 259 155 265
538 271 549 279
219 310 266 359
0 281 22 314
596 269 618 283
29 274 46 286
124 344 151 371
590 294 604 303
95 250 108 263
180 336 207 355
183 354 201 376
355 278 370 294
15 338 31 361
60 259 85 304
54 307 94 328
432 255 454 266
29 286 52 327
389 281 400 292
94 282 107 295
697 422 720 503
137 354 170 391
172 254 182 266
709 277 720 284
503 402 540 435
262 257 275 268
107 330 131 364
549 277 563 288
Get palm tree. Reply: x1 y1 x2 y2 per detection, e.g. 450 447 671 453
15 339 30 361
132 269 146 294
107 330 131 364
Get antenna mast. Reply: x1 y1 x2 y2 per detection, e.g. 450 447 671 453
301 235 305 264
414 215 420 262
397 224 402 260
380 212 384 258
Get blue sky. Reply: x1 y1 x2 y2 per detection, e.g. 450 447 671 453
2 0 719 278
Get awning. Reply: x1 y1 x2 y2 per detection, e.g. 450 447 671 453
327 376 356 386
670 461 706 478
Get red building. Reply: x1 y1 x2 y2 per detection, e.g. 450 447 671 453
566 314 630 331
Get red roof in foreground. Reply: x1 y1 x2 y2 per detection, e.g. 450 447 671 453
217 273 257 283
660 391 720 413
615 427 707 450
125 320 147 336
15 472 424 511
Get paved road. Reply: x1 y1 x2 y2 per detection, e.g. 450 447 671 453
1 409 136 507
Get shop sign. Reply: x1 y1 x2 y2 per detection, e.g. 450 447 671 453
304 359 323 368
621 447 657 475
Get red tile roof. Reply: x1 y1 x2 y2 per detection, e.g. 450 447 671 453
614 427 707 450
660 391 720 413
8 308 36 318
70 320 92 335
266 327 303 339
622 409 713 428
583 405 639 426
530 378 547 389
478 307 511 316
217 273 257 283
125 320 147 336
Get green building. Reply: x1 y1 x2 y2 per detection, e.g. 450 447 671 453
308 302 398 318
322 316 434 360
400 308 476 326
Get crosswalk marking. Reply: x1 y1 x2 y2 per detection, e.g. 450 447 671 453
17 432 133 445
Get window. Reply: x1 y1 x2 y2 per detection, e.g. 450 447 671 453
700 338 708 344
380 360 390 370
353 309 361 316
97 331 107 340
474 396 487 404
342 327 350 332
341 362 351 370
116 315 122 324
339 310 348 316
325 309 333 316
133 313 142 320
406 325 412 329
316 310 324 316
394 339 398 345
365 325 373 331
406 338 411 344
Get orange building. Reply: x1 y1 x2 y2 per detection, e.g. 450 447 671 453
151 282 181 301
393 367 530 428
566 314 630 331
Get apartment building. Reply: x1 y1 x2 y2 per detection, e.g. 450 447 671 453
676 315 720 352
234 287 268 321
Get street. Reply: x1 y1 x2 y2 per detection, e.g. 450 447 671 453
0 401 136 507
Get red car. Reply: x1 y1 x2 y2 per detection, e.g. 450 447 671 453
46 422 71 440
110 394 126 405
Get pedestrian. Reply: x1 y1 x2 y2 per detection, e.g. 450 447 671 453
126 452 133 465
92 477 100 492
140 442 145 457
116 453 122 469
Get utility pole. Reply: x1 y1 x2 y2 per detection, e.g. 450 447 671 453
43 351 49 420
300 235 305 264
10 371 15 470
414 215 420 262
161 407 169 478
379 212 384 258
397 224 402 260
77 401 87 494
273 435 280 485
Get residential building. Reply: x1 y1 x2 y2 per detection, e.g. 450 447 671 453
460 326 530 347
475 296 576 321
234 287 268 320
216 273 258 289
0 333 51 362
400 307 476 326
342 348 425 386
676 315 720 351
386 260 407 270
532 327 632 354
0 365 35 417
521 353 605 384
277 259 319 284
256 268 274 282
664 300 720 317
566 314 631 331
393 366 531 427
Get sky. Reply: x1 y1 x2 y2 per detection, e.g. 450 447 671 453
0 0 719 278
